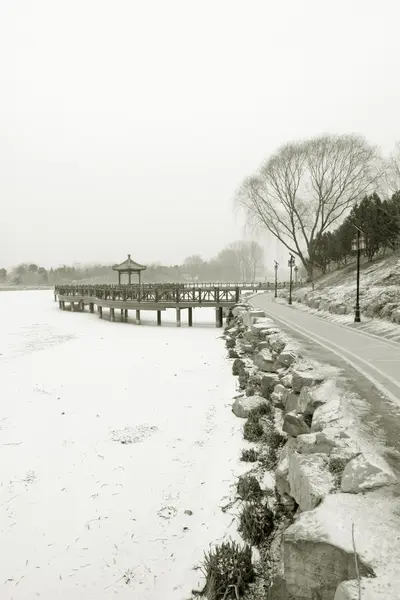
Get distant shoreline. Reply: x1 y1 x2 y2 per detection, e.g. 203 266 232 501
0 285 53 292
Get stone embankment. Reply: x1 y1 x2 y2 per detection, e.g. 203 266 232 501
224 303 400 600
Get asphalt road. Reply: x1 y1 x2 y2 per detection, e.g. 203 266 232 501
252 293 400 457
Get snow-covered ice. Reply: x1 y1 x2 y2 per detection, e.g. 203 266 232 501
0 291 244 600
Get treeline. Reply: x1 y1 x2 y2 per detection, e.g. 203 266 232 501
1 240 266 286
311 191 400 273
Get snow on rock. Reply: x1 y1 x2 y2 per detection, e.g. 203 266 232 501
311 394 342 432
280 371 293 388
284 487 400 599
304 380 336 416
291 366 324 393
287 452 335 511
341 453 398 493
254 349 276 372
242 309 265 327
268 333 288 353
282 411 311 436
232 394 268 419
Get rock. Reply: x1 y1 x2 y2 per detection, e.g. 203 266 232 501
283 412 311 437
304 381 334 416
257 340 269 350
284 392 301 414
232 394 268 418
242 343 254 354
341 453 398 493
336 305 346 315
335 577 400 600
280 372 293 388
232 305 248 317
242 309 265 327
254 349 276 372
277 349 297 368
268 333 287 353
283 493 377 599
292 368 324 393
287 452 335 511
296 433 318 454
260 373 280 397
311 395 342 432
251 322 273 336
270 383 289 407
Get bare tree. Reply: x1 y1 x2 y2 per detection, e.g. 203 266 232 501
217 241 265 281
236 134 382 280
386 141 400 194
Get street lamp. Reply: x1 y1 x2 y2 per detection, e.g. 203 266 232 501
351 226 366 323
274 261 279 298
294 265 298 286
288 254 295 305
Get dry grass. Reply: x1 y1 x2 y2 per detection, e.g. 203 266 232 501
193 541 255 599
240 449 259 463
237 474 263 502
238 503 274 546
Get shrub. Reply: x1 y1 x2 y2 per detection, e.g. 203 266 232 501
226 337 236 349
228 348 239 359
240 448 259 463
243 419 264 442
329 456 350 487
197 541 255 599
237 474 263 501
239 503 274 546
247 404 271 420
232 359 244 376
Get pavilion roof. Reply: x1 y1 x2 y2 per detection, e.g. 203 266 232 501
112 254 147 272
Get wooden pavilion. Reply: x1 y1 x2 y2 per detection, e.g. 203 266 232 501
112 254 147 285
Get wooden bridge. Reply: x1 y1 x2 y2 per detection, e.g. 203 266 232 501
54 282 275 327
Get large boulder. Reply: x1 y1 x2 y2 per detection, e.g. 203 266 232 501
291 367 323 393
283 412 311 437
311 395 342 432
287 452 335 511
283 488 400 600
341 453 398 493
232 394 268 419
304 380 335 416
260 373 280 397
391 308 400 323
254 349 276 372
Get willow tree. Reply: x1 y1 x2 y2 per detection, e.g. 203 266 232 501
236 134 382 280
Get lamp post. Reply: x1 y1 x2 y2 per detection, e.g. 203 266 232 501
294 265 298 286
351 226 366 323
288 254 295 305
274 261 279 298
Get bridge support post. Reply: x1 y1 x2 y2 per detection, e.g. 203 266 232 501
157 310 162 326
110 307 115 321
59 300 62 309
235 287 240 303
89 303 94 313
120 308 124 321
215 307 223 328
70 302 74 311
124 309 128 321
99 306 103 319
136 310 141 325
188 307 193 327
176 308 181 327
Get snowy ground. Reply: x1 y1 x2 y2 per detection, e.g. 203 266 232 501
0 291 244 600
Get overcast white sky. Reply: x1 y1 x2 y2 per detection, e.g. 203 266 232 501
1 0 400 269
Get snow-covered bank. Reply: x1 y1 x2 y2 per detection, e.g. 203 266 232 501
0 291 243 600
225 304 400 600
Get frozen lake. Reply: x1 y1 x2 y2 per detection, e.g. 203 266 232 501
0 291 243 600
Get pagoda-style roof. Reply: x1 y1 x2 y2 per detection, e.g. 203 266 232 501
112 254 147 272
